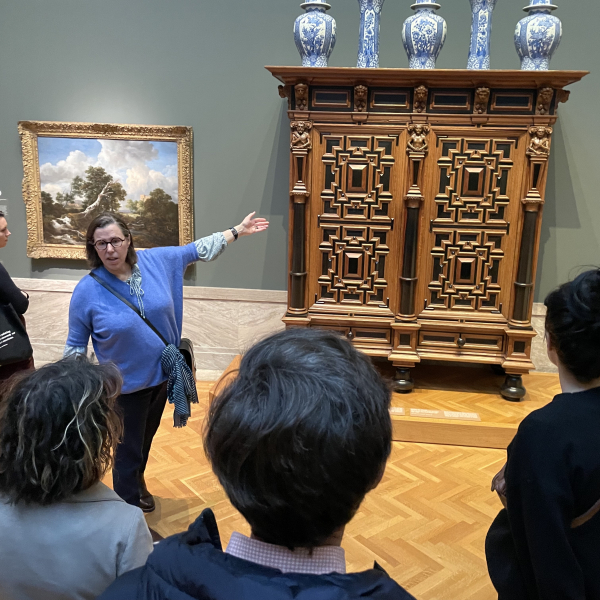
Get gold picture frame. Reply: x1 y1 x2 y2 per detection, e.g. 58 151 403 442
18 120 193 259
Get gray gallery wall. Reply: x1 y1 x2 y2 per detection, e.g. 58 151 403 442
0 0 597 299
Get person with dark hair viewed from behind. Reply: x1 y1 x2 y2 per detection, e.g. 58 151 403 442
486 268 600 600
0 356 153 600
64 210 268 514
98 328 416 600
0 210 34 382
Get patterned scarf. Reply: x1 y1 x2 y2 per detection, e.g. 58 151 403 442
161 344 198 427
125 266 197 427
126 265 145 317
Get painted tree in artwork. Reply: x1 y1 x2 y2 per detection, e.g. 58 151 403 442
72 167 126 213
40 190 62 217
140 188 179 245
141 188 177 223
55 191 75 208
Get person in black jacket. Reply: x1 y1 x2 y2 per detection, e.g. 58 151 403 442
0 210 33 382
486 268 600 600
99 328 417 600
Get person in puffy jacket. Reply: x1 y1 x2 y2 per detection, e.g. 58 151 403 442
99 328 417 600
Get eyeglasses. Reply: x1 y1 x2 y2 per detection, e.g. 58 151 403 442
93 237 125 251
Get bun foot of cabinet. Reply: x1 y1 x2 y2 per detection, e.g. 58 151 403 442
393 367 414 394
500 374 526 402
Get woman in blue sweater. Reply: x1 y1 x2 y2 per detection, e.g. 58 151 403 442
65 211 268 512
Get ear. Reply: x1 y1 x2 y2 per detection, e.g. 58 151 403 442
546 334 559 367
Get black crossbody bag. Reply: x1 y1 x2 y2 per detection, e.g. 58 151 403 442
89 272 197 426
0 303 33 366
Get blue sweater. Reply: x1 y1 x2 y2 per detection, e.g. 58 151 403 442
67 239 222 394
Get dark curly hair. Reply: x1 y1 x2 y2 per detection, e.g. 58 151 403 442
544 268 600 383
204 328 392 549
85 213 137 269
0 356 123 504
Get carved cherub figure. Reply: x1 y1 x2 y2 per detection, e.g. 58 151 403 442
295 83 308 111
527 126 552 157
474 87 490 114
407 124 430 153
536 87 554 115
414 85 428 113
291 121 312 150
354 85 368 112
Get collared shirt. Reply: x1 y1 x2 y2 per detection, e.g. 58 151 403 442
225 531 346 575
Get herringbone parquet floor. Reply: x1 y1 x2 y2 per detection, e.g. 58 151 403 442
104 379 522 600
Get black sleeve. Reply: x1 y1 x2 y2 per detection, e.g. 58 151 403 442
504 415 585 600
0 263 29 315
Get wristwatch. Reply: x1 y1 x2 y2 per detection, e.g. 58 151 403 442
230 227 239 241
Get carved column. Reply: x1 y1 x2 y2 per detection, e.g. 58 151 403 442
287 120 313 317
510 126 551 328
399 124 429 321
391 124 430 392
502 126 551 400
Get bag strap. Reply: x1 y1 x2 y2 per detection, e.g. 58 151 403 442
572 497 600 529
89 272 168 347
492 461 600 529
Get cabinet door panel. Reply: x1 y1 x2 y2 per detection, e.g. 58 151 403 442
418 129 528 320
307 126 406 316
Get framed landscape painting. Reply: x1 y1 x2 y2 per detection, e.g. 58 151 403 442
18 121 193 259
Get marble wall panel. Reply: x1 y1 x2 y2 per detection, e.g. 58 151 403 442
24 291 71 344
15 280 556 375
182 300 239 350
238 302 287 352
15 278 288 373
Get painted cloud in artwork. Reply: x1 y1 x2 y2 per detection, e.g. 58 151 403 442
38 138 179 210
36 136 180 248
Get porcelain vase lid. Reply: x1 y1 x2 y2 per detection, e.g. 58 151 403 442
410 1 441 9
300 0 331 9
523 0 557 11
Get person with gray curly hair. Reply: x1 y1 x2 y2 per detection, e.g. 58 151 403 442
0 356 153 600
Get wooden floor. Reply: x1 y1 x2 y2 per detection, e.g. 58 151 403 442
387 363 561 449
387 362 559 424
102 371 564 600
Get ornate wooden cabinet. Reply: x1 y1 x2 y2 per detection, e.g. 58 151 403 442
267 68 586 399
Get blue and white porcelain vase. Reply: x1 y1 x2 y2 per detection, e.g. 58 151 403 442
514 0 562 71
294 0 337 67
402 1 447 69
357 0 385 68
467 0 497 69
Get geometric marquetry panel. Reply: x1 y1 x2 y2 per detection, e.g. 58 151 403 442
316 224 391 307
435 137 514 226
313 134 401 311
320 134 399 223
428 137 515 313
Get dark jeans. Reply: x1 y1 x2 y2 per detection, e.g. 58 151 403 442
113 381 168 506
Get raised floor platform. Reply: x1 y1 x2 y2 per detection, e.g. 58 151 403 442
211 357 560 450
386 363 559 449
